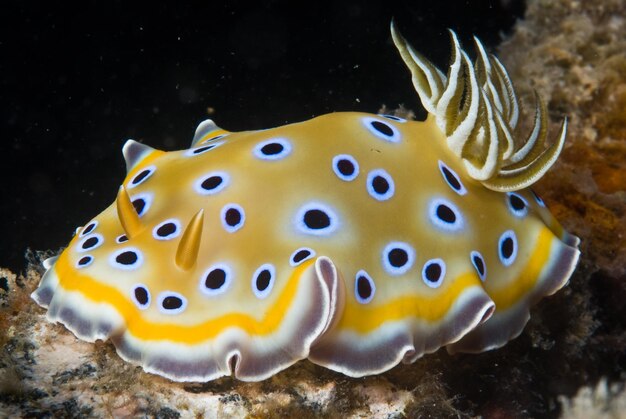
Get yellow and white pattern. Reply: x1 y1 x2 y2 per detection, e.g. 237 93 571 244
32 23 580 382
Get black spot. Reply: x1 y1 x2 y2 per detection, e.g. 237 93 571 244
78 256 92 266
372 176 390 195
424 262 442 283
156 223 177 237
441 165 462 191
162 296 183 310
473 254 485 277
116 251 138 265
356 274 373 300
255 270 272 292
193 145 216 154
81 237 99 250
134 287 149 305
381 114 403 121
337 159 355 176
436 204 457 223
292 249 311 264
371 120 394 137
117 234 128 243
205 269 226 290
82 222 96 236
260 142 284 156
132 169 151 185
501 237 514 259
132 198 146 215
201 176 223 191
388 248 408 268
303 209 331 230
532 190 545 206
205 134 225 142
509 194 526 211
225 208 242 227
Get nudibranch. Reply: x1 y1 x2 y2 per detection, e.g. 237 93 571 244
32 23 580 382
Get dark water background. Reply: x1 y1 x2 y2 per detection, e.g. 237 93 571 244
1 1 524 272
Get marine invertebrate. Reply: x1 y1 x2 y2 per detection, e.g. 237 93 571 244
31 23 580 382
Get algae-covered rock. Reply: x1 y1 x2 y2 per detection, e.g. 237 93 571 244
500 0 626 280
559 379 626 419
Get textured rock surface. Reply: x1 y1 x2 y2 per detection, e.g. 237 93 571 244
2 0 625 417
559 379 626 419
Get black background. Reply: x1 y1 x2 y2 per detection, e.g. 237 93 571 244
1 1 524 272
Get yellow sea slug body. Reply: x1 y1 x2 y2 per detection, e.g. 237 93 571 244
32 23 580 382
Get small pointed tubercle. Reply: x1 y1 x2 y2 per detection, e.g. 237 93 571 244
176 209 204 271
191 119 229 147
122 140 157 173
117 185 143 239
43 256 59 270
